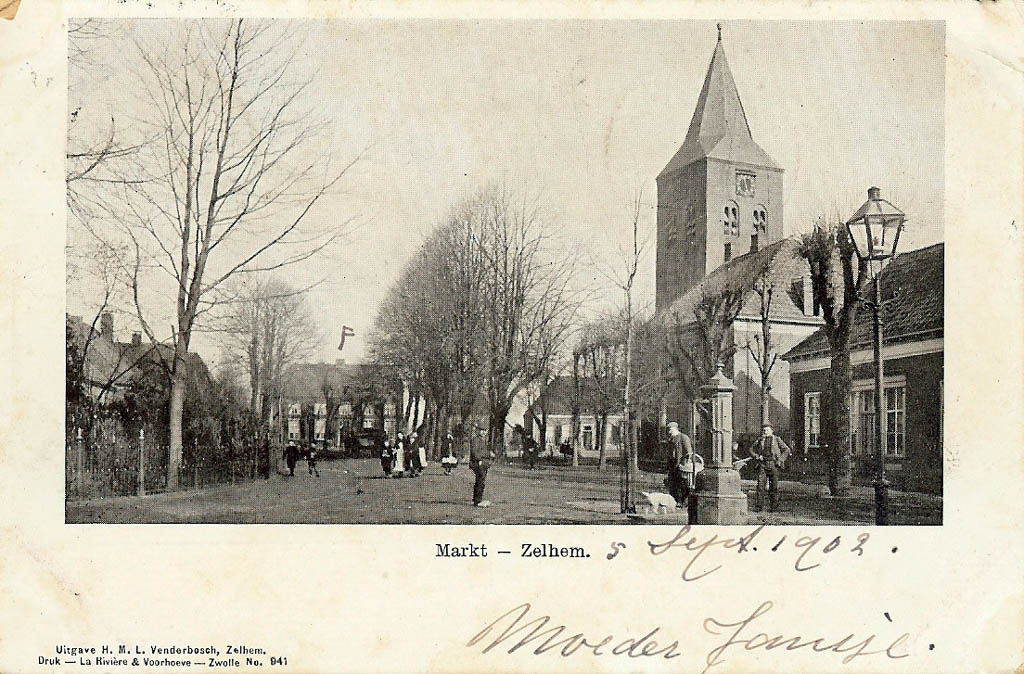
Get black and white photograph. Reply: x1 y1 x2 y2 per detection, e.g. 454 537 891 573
65 18 945 525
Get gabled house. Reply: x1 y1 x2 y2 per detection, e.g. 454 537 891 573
782 242 943 493
66 311 212 405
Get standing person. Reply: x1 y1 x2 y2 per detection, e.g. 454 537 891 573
416 433 428 476
441 431 458 475
469 427 493 507
751 423 791 512
307 441 320 477
380 436 393 478
663 422 695 505
392 432 406 478
283 441 299 477
407 432 423 477
559 438 572 465
524 434 538 470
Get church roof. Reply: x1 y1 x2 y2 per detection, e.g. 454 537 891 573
659 32 780 178
664 238 820 328
783 242 944 361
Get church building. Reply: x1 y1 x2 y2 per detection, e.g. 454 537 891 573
656 27 823 442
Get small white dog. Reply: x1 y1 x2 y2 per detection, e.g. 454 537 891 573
638 491 678 514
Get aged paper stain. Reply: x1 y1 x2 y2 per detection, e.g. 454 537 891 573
0 0 21 21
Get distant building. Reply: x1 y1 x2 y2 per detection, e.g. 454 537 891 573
281 361 379 446
523 376 625 460
783 243 944 493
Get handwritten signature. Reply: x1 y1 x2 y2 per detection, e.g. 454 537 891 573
467 600 911 672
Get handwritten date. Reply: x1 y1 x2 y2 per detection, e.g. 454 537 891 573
645 525 870 581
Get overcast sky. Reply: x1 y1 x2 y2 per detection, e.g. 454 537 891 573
67 19 945 366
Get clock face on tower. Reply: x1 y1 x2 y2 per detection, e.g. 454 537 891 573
735 171 756 198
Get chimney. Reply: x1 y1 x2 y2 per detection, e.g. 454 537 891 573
100 312 114 340
802 275 816 316
335 358 345 366
132 332 142 347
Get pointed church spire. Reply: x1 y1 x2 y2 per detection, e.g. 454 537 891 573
659 26 779 177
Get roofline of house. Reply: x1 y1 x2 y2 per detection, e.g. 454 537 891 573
733 313 824 327
784 327 943 362
787 335 943 374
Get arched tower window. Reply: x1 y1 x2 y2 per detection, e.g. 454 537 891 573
751 205 767 253
723 201 739 237
753 205 768 234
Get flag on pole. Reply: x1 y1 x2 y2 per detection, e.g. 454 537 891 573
338 325 355 351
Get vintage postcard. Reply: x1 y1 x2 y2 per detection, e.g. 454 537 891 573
1 1 1022 673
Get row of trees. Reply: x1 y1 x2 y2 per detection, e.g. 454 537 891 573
368 185 579 454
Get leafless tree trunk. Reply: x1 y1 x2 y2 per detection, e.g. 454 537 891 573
570 350 583 467
798 218 868 496
221 277 318 429
590 191 648 501
746 269 779 427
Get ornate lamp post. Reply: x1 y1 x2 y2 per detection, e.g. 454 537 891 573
845 186 906 525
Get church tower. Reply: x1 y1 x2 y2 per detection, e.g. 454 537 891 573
656 26 784 312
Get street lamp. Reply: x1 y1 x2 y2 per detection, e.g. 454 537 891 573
845 186 906 525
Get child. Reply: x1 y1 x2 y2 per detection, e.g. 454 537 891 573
307 442 320 477
392 432 406 478
380 438 393 478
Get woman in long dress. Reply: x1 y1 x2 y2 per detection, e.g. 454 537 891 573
392 432 406 478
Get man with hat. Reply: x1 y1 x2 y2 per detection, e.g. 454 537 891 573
664 421 694 505
751 423 792 511
468 426 494 507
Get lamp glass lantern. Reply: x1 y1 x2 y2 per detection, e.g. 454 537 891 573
845 186 906 263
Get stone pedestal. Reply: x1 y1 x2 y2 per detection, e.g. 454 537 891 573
694 466 748 524
693 363 749 524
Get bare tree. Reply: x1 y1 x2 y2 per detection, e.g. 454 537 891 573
81 20 361 487
590 191 649 499
664 284 747 438
220 276 319 439
576 322 622 470
368 207 488 443
523 353 563 456
475 184 580 454
797 218 869 496
746 267 780 427
369 184 579 455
